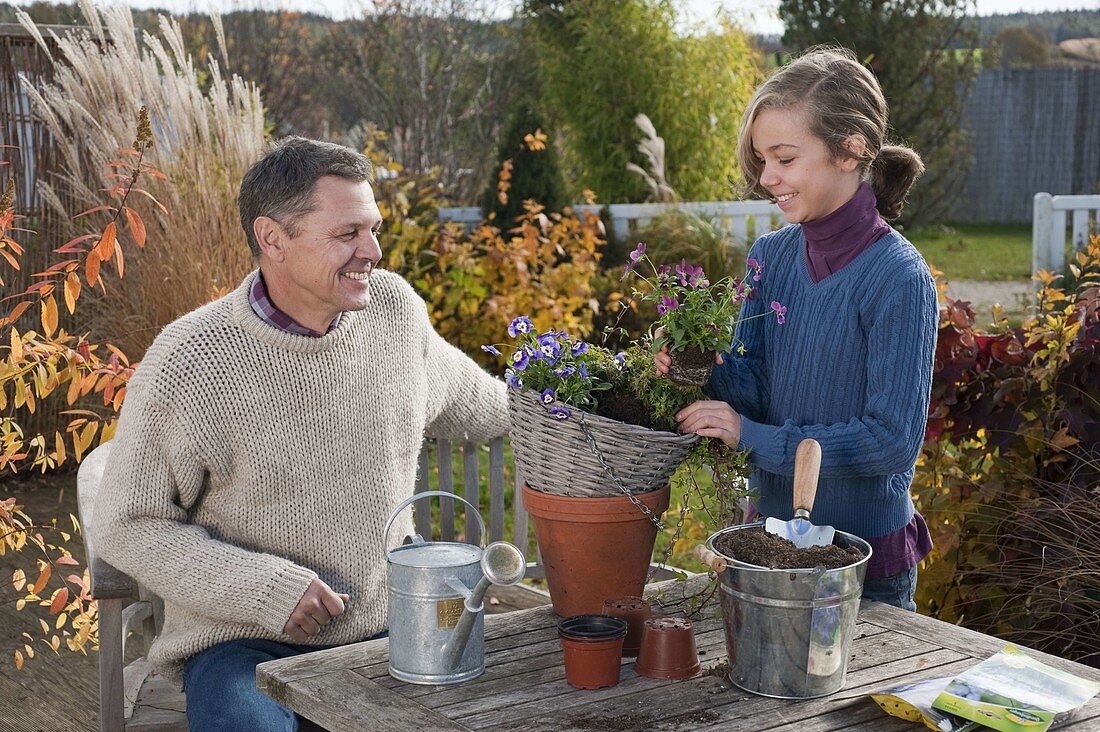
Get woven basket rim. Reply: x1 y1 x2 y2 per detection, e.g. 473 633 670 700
508 387 697 445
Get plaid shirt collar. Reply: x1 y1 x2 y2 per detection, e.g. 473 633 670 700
248 271 342 337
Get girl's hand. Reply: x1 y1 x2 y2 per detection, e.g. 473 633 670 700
676 400 742 446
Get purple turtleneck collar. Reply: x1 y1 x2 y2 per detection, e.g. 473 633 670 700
802 182 891 284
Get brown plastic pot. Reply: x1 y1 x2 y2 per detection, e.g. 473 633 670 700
558 615 628 690
522 484 671 617
667 347 715 387
635 616 701 680
601 596 652 658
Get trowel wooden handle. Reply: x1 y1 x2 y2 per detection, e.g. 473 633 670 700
694 545 727 573
792 439 822 514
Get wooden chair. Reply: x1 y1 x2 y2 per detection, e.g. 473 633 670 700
79 437 681 730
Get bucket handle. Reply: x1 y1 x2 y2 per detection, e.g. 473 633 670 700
383 490 487 550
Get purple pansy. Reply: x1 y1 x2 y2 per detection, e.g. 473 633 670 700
570 341 589 356
505 371 523 389
657 295 679 316
481 344 501 356
614 352 627 369
540 388 556 405
553 365 576 378
771 300 787 325
656 264 672 287
511 349 530 370
536 332 562 360
732 278 748 303
578 363 589 380
507 316 535 338
630 242 646 263
548 406 572 421
747 258 764 283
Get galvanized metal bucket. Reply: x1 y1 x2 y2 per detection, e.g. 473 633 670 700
706 522 872 699
385 491 489 685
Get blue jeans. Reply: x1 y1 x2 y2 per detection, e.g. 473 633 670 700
183 633 385 731
861 565 918 612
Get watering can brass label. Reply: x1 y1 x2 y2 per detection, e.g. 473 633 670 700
436 598 464 628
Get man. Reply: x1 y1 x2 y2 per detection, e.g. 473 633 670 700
92 137 509 730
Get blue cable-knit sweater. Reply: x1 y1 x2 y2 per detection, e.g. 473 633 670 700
707 224 938 539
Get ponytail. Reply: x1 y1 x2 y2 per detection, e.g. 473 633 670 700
870 145 924 220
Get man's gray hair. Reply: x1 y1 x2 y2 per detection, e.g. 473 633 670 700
239 136 374 255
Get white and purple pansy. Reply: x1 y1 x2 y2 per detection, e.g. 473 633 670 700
548 406 572 420
508 316 535 338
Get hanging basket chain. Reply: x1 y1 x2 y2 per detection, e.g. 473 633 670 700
576 412 693 582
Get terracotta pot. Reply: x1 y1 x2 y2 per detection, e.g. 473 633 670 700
522 484 671 617
601 597 652 658
635 616 701 680
558 615 628 690
667 347 715 387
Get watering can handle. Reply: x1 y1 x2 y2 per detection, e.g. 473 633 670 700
383 491 487 550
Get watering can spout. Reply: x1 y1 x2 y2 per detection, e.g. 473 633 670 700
441 541 526 670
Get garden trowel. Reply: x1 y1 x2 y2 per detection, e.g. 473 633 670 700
765 438 835 548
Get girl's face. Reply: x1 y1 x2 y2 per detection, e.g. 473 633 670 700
750 106 862 224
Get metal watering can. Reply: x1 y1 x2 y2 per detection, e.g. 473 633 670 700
384 491 526 685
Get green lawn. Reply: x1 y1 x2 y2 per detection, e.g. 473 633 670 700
905 222 1031 281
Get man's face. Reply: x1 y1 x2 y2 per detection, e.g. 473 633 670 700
259 176 383 331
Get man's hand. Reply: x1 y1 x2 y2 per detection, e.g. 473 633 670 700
283 579 349 643
653 327 724 376
676 400 742 447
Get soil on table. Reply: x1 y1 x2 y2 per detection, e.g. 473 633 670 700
714 526 864 570
594 390 654 429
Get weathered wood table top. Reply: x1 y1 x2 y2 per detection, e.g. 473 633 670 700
257 576 1100 731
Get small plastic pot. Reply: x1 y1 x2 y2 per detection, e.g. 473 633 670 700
601 597 652 658
635 616 701 680
667 348 715 387
558 615 628 690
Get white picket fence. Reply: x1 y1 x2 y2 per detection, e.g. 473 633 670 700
1032 193 1100 277
439 200 785 247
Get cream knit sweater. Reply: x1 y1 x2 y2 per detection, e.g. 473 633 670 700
92 269 509 682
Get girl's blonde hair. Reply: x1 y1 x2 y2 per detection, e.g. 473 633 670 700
737 46 924 220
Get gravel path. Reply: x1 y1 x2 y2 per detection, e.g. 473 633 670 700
944 279 1032 322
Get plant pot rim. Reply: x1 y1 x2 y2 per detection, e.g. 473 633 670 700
521 483 671 523
558 614 628 640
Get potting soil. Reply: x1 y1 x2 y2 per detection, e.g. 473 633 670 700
714 526 864 569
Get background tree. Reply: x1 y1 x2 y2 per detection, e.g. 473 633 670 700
524 0 761 203
320 0 526 202
778 0 980 224
479 103 567 224
987 26 1051 68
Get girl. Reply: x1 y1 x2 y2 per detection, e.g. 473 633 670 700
657 47 937 611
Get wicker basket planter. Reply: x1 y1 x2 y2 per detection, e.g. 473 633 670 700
508 388 698 498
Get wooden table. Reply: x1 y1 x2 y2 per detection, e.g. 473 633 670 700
257 576 1100 731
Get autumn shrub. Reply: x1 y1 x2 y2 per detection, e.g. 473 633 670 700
366 131 608 366
1 111 161 667
17 4 264 358
915 237 1100 666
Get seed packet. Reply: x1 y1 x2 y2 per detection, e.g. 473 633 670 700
931 645 1100 732
871 676 983 731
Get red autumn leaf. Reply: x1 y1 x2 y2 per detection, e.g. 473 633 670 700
31 564 51 596
93 222 117 261
49 587 69 615
73 204 117 219
85 250 101 287
124 207 146 247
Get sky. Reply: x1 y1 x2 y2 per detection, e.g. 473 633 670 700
102 0 1100 34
